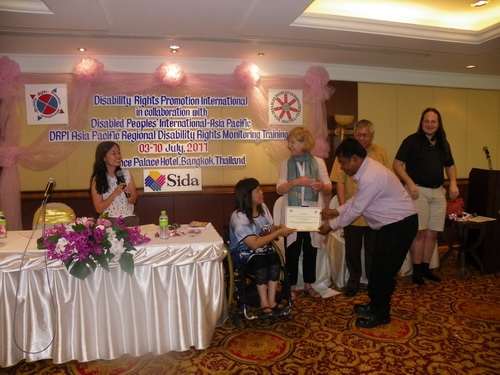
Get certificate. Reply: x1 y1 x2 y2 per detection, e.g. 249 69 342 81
285 206 321 232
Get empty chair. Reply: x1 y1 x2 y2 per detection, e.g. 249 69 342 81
33 202 76 229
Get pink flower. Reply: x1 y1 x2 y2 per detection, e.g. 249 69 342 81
155 63 186 87
304 66 334 103
0 56 21 86
73 58 104 83
234 62 260 87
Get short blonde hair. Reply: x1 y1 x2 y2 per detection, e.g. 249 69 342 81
287 126 315 152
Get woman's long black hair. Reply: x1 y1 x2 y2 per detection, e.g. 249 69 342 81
91 141 120 195
234 178 263 225
416 107 452 159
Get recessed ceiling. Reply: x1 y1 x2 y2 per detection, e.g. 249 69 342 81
0 0 52 14
305 0 499 31
0 0 499 77
297 0 500 44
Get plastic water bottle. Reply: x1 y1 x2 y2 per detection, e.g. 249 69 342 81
159 210 169 239
0 211 7 239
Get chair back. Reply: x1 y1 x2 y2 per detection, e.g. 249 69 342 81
33 202 76 229
272 196 283 224
329 195 339 209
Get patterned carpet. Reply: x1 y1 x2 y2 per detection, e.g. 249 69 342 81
3 250 500 375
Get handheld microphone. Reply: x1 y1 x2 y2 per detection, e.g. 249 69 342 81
43 178 56 198
483 146 490 159
116 170 130 198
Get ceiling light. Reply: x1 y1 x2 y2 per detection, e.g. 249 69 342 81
77 47 87 52
170 45 180 53
466 65 476 69
470 1 489 7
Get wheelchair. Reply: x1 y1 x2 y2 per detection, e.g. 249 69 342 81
223 239 293 322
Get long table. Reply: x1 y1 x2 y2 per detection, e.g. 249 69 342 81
0 225 228 367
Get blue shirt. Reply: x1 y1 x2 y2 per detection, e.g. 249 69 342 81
228 203 275 269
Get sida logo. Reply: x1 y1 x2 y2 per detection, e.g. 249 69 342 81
143 168 202 192
269 89 303 125
144 170 166 192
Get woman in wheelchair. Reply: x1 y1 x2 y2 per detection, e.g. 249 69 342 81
229 178 295 317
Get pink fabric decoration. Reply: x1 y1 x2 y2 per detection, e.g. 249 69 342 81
73 58 104 82
304 66 334 103
0 145 21 167
0 56 21 86
155 63 186 87
311 138 330 159
234 62 261 87
0 56 21 99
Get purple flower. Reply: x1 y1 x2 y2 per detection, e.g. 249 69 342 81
41 216 150 279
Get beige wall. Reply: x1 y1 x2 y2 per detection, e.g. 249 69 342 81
359 83 500 179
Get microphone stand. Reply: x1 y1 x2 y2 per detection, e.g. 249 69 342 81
487 156 493 171
40 192 51 237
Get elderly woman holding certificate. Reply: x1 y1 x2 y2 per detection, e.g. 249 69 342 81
277 126 332 300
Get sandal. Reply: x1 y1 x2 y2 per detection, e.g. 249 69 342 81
260 307 274 317
304 287 321 298
271 304 287 313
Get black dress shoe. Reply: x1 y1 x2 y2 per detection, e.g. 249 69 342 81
422 272 441 282
355 315 391 328
353 304 373 317
343 287 358 297
412 275 425 285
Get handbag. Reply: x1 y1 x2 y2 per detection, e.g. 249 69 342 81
446 198 465 217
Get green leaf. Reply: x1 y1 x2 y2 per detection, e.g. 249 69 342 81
37 236 45 249
119 252 134 276
99 212 109 220
68 259 96 280
92 253 110 272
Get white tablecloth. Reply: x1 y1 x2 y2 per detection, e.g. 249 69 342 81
0 225 228 367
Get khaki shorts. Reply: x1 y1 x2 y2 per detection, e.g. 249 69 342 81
410 186 447 231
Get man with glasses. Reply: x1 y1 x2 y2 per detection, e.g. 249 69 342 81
330 120 390 297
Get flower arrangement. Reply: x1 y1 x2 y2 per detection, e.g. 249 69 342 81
38 215 150 280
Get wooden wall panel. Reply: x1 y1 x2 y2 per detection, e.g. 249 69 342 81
21 186 281 237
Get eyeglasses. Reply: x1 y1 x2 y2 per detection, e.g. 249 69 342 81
354 133 371 139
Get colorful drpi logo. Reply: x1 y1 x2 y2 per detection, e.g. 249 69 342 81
270 90 302 124
30 88 65 121
144 170 166 191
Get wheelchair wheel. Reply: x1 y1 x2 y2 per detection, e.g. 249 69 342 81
223 245 234 307
229 240 292 321
272 241 292 305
